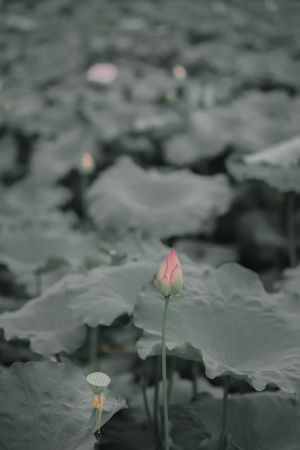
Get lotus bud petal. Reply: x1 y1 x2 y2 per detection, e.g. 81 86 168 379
155 248 183 297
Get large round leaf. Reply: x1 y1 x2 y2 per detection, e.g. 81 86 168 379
0 280 86 356
174 239 237 267
0 361 126 450
279 265 300 295
31 129 98 181
164 107 234 167
0 224 104 274
0 194 20 227
134 263 300 394
88 157 233 238
226 135 300 193
229 92 299 153
105 232 170 263
227 153 300 193
64 260 157 327
171 392 300 450
244 135 300 168
5 177 71 212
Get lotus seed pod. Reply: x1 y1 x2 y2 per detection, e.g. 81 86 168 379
86 372 111 395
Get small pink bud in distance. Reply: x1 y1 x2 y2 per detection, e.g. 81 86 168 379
155 248 183 297
86 63 118 85
172 65 187 80
80 152 95 174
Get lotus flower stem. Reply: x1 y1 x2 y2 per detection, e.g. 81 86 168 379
161 294 171 450
153 357 162 448
167 357 175 404
191 362 199 397
141 373 155 437
220 376 230 450
79 152 94 222
155 248 183 450
34 270 42 296
287 192 297 267
89 326 99 370
80 172 88 221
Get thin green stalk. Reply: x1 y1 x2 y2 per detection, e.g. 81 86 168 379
80 172 88 221
161 295 171 450
167 358 175 404
191 362 199 398
220 376 230 450
141 374 155 436
153 357 162 449
89 326 99 370
287 192 297 267
34 270 42 297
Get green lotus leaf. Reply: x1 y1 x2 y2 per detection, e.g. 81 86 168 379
64 260 157 327
243 135 300 168
5 176 71 212
0 295 25 313
272 268 300 322
171 392 300 450
105 232 170 263
227 153 300 193
229 92 299 153
226 135 300 193
31 129 98 181
134 263 300 394
0 194 20 226
164 108 233 166
174 239 237 267
199 437 242 450
0 280 86 356
0 224 103 274
279 265 300 295
88 157 233 238
0 361 126 450
237 50 300 93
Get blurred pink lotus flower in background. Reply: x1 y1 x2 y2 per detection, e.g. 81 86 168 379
155 248 183 296
172 65 187 80
86 63 118 85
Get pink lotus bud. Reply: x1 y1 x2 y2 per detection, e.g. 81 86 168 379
80 152 95 174
172 65 187 80
155 248 183 296
86 63 118 85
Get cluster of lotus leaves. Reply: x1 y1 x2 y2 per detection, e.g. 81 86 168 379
171 392 300 450
0 219 106 275
227 135 300 193
0 279 86 356
0 177 71 227
0 361 126 450
0 255 159 355
134 262 300 395
88 157 233 238
3 177 71 212
2 255 300 403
